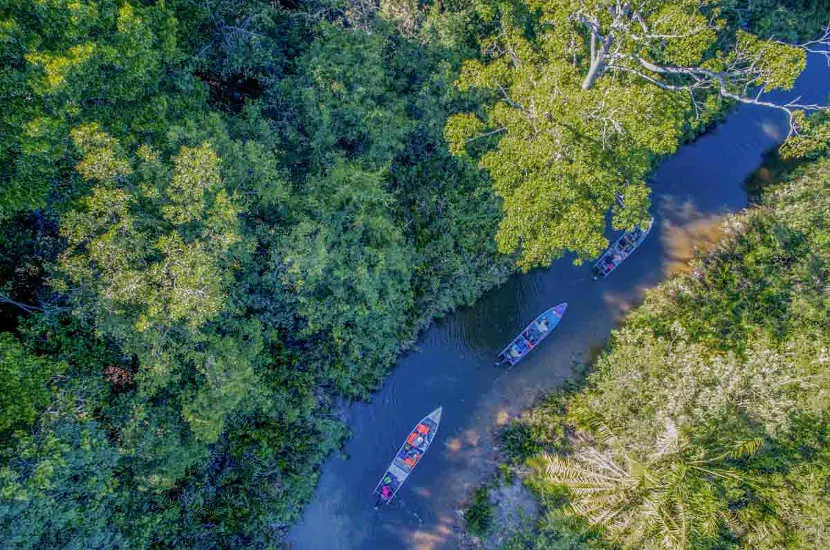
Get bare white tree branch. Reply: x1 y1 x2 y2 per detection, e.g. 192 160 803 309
571 4 830 134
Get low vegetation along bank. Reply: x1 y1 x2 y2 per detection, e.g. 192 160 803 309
470 140 830 549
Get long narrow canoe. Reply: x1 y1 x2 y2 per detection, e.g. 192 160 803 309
592 217 654 280
374 407 442 506
497 303 567 366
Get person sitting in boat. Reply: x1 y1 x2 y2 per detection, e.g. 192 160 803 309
398 445 411 461
622 230 639 249
399 446 422 469
398 442 422 460
537 318 549 331
379 472 398 499
407 429 427 448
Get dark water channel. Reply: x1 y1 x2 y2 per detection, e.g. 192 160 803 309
287 56 829 550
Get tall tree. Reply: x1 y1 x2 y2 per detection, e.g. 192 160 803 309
278 160 413 393
556 0 827 128
446 0 828 269
536 418 763 549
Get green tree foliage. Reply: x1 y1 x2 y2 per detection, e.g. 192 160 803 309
0 1 192 219
514 152 830 548
446 0 824 269
465 486 495 536
280 161 413 393
720 0 830 42
278 23 413 171
58 128 257 439
445 2 687 268
0 0 508 546
780 111 830 160
0 0 824 547
0 419 124 549
0 333 63 433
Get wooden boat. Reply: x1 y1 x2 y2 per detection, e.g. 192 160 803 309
497 303 567 366
374 407 442 506
592 217 654 280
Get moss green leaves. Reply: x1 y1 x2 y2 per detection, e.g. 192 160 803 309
450 13 677 268
0 333 63 434
733 31 806 92
61 136 240 334
70 124 132 183
280 160 413 394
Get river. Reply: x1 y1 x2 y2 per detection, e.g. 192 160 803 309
287 55 829 550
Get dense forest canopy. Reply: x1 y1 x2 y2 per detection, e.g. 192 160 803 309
0 0 827 547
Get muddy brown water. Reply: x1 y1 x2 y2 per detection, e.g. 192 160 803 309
287 56 829 550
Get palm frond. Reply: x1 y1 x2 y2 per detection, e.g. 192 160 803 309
728 438 763 459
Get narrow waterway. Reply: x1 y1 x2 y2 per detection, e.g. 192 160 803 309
287 56 829 550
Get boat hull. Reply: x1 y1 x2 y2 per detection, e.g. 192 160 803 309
497 303 567 366
374 407 442 505
592 218 654 279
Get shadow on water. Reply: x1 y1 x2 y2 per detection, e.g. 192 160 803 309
287 55 829 550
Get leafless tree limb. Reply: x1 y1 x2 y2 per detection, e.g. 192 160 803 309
0 292 43 314
573 6 830 135
465 127 507 143
800 26 830 65
612 60 828 137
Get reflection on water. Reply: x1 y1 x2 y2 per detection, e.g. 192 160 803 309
662 213 728 276
408 514 455 550
760 120 786 141
600 285 648 317
445 438 462 454
412 486 433 498
287 55 828 550
462 429 481 447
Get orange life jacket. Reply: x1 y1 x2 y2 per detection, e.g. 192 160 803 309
416 423 430 435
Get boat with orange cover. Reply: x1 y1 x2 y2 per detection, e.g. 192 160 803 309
374 407 442 506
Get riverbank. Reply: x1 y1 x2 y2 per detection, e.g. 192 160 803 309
463 138 830 549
